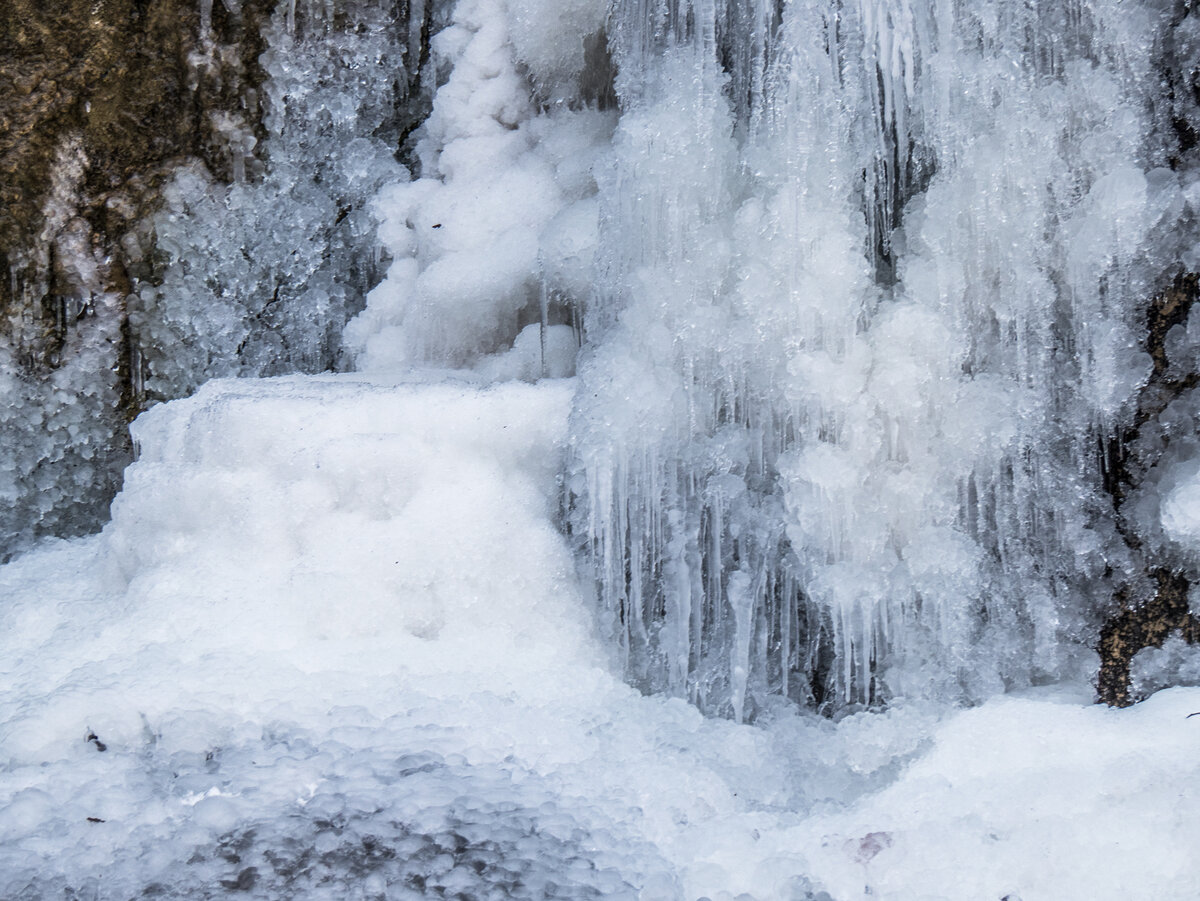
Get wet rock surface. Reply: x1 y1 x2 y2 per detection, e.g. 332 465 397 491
0 0 429 557
0 0 274 556
0 0 273 306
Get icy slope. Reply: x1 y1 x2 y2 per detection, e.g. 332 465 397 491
1 373 1199 899
0 373 777 899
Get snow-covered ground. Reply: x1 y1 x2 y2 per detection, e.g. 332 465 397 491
5 0 1200 894
1 373 1198 899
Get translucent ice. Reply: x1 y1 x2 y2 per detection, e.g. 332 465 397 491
567 0 1195 712
131 0 418 402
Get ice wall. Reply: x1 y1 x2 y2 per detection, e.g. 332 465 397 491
0 137 130 558
278 0 1200 714
567 0 1199 715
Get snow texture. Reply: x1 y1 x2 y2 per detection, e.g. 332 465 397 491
2 376 1199 899
345 0 610 374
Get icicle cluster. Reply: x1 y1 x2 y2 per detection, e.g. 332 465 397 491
569 0 1199 716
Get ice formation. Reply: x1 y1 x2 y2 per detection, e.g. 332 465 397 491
564 0 1200 715
7 0 1200 896
0 136 130 556
349 0 1200 715
344 0 611 372
131 0 420 402
0 0 433 559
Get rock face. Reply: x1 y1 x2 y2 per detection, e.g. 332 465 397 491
0 0 431 558
1097 273 1200 706
0 0 273 317
0 0 273 557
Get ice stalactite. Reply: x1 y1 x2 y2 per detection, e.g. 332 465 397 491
569 0 1197 716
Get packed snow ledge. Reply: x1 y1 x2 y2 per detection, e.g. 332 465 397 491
0 373 1196 900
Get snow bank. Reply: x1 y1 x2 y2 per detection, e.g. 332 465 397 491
791 688 1200 900
2 374 591 757
1 374 1199 898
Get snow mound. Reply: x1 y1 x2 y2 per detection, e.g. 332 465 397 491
2 374 1200 899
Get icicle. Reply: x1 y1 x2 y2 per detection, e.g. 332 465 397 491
199 0 213 42
728 570 753 723
231 144 246 185
539 282 549 379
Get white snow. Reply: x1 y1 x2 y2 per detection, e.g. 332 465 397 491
2 374 1199 898
343 0 612 373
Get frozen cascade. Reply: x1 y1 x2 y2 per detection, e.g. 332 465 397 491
339 0 1200 713
568 0 1200 715
5 0 1200 896
338 0 1200 722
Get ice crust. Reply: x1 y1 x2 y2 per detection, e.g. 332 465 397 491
2 376 1200 898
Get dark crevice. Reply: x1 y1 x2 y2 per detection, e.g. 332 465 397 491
1096 272 1200 706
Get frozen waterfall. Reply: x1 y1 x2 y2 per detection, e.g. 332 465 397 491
5 0 1200 896
567 0 1191 716
350 0 1200 716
